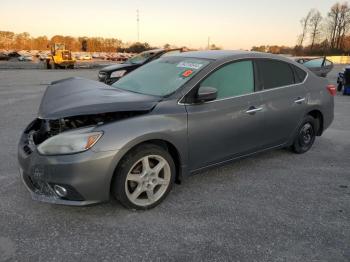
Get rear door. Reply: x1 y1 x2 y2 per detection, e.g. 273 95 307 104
256 59 308 147
186 60 265 171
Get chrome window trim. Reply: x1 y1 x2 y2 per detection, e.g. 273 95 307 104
178 59 309 106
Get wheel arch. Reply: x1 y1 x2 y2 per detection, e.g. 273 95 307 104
109 138 184 196
306 109 324 136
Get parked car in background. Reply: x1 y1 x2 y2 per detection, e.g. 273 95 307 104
336 66 350 95
0 53 10 61
18 51 334 210
78 54 92 60
92 53 101 59
18 55 33 62
98 48 183 85
39 53 50 61
296 57 333 77
8 51 21 58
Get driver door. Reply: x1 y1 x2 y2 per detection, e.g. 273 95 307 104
185 60 264 171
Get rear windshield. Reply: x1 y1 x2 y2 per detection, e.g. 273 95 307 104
303 58 325 68
112 57 210 96
127 52 154 65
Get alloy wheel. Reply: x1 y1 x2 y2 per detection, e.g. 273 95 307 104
298 122 314 150
125 155 171 207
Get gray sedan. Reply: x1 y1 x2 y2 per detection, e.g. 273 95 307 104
18 51 334 210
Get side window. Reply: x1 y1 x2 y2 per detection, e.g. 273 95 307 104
200 60 254 99
292 65 307 83
257 60 294 89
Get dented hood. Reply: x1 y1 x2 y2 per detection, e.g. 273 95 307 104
38 77 161 119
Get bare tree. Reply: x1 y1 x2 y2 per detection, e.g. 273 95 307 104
309 9 323 50
299 10 313 46
326 2 350 50
328 3 342 49
336 3 350 49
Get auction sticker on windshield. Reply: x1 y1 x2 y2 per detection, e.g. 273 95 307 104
181 69 194 77
177 61 204 70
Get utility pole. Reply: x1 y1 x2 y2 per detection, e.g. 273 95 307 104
137 9 140 42
207 36 210 50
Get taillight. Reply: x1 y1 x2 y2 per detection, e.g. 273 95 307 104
327 84 337 96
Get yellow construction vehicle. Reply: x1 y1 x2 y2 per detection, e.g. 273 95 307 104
46 43 75 69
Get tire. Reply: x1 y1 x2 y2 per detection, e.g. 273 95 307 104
337 83 343 92
112 144 176 210
291 115 316 154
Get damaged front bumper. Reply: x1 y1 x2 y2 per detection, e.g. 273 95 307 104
18 131 119 206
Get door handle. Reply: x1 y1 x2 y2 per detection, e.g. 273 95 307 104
246 106 263 115
294 97 306 104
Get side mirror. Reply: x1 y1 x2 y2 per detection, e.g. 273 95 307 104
196 86 217 103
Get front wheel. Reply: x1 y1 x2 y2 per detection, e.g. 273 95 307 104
291 116 316 154
112 144 175 210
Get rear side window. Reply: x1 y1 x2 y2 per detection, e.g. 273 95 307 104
257 60 294 89
293 65 307 83
200 60 254 99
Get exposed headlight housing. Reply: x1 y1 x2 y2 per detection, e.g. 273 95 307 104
37 129 103 155
110 70 126 78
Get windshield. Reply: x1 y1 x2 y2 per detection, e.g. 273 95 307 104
127 52 154 64
112 57 210 96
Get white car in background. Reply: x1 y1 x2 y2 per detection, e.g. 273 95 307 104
18 55 33 62
78 54 92 60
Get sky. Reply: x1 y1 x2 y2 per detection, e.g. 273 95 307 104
1 0 339 49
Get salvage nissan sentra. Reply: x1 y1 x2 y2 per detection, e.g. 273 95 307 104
18 50 334 209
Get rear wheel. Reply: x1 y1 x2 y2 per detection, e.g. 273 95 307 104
112 144 175 210
291 115 316 154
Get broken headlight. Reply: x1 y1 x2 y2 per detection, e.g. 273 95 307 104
37 128 103 155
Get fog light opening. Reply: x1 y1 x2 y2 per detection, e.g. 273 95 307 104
53 185 67 198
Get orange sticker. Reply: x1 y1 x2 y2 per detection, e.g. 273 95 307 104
182 69 193 77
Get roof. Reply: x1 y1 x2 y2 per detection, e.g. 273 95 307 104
172 50 256 60
170 50 302 67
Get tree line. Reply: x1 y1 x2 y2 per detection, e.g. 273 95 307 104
252 2 350 55
0 31 156 53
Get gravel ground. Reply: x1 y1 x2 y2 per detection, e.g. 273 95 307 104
0 67 349 262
